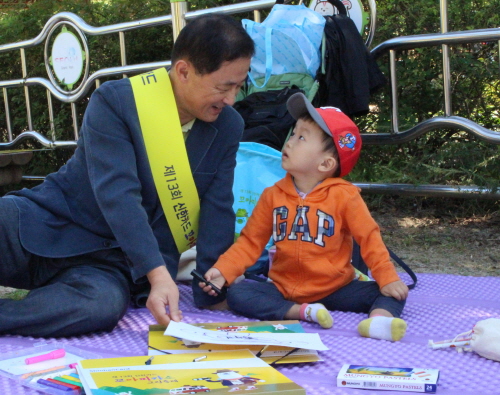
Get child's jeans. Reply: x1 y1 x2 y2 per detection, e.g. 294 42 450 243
226 278 406 321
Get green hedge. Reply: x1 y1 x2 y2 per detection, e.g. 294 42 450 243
351 0 500 194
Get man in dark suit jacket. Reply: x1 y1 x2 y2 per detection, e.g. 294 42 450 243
0 14 254 337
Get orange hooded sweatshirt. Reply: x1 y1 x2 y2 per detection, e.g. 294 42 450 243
214 173 401 303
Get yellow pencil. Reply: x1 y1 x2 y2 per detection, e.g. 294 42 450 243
59 374 81 383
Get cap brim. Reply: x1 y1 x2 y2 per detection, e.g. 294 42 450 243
286 92 331 136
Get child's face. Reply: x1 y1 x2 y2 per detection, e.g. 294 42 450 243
281 118 332 177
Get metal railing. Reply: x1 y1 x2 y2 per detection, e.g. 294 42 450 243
0 0 279 150
359 0 500 199
0 0 499 199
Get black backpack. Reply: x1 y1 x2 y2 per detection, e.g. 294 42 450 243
315 2 387 116
233 86 303 151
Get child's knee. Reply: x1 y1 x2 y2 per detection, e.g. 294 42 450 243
225 284 246 310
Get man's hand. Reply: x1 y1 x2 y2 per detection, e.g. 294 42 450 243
199 268 226 297
146 266 182 326
380 280 409 301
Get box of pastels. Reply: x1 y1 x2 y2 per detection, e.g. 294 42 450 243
0 341 102 395
337 364 440 393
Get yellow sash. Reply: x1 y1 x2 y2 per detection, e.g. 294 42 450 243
130 68 199 253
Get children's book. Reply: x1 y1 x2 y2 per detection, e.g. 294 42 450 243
77 349 305 394
148 320 321 364
337 364 440 393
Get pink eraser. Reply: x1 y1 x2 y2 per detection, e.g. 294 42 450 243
25 348 66 365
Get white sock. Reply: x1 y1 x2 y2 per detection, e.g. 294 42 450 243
358 316 407 341
300 303 333 329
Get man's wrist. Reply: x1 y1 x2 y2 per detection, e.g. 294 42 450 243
147 265 173 285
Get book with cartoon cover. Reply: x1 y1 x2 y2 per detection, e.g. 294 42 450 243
148 320 320 364
77 350 305 394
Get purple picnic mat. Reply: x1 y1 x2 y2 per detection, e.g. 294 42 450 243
1 272 499 394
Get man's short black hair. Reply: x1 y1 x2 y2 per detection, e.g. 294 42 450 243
171 13 255 75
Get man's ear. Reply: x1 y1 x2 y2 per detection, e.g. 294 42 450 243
318 156 338 175
173 60 191 82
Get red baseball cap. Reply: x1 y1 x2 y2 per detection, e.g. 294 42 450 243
287 93 362 177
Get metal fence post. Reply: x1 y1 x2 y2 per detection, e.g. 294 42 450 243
171 0 187 41
440 0 452 116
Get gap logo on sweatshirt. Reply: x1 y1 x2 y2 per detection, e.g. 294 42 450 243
273 206 334 247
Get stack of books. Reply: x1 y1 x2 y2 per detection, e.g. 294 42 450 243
74 319 330 394
77 350 306 394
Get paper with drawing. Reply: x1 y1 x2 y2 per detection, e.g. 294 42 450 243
164 321 329 350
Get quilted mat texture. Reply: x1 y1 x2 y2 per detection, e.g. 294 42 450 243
1 272 499 394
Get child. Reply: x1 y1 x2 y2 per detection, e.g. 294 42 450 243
199 92 409 341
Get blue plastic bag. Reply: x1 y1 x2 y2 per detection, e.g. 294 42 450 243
232 142 285 273
243 4 325 88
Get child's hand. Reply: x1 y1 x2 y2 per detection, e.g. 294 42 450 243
199 268 226 297
380 280 409 301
